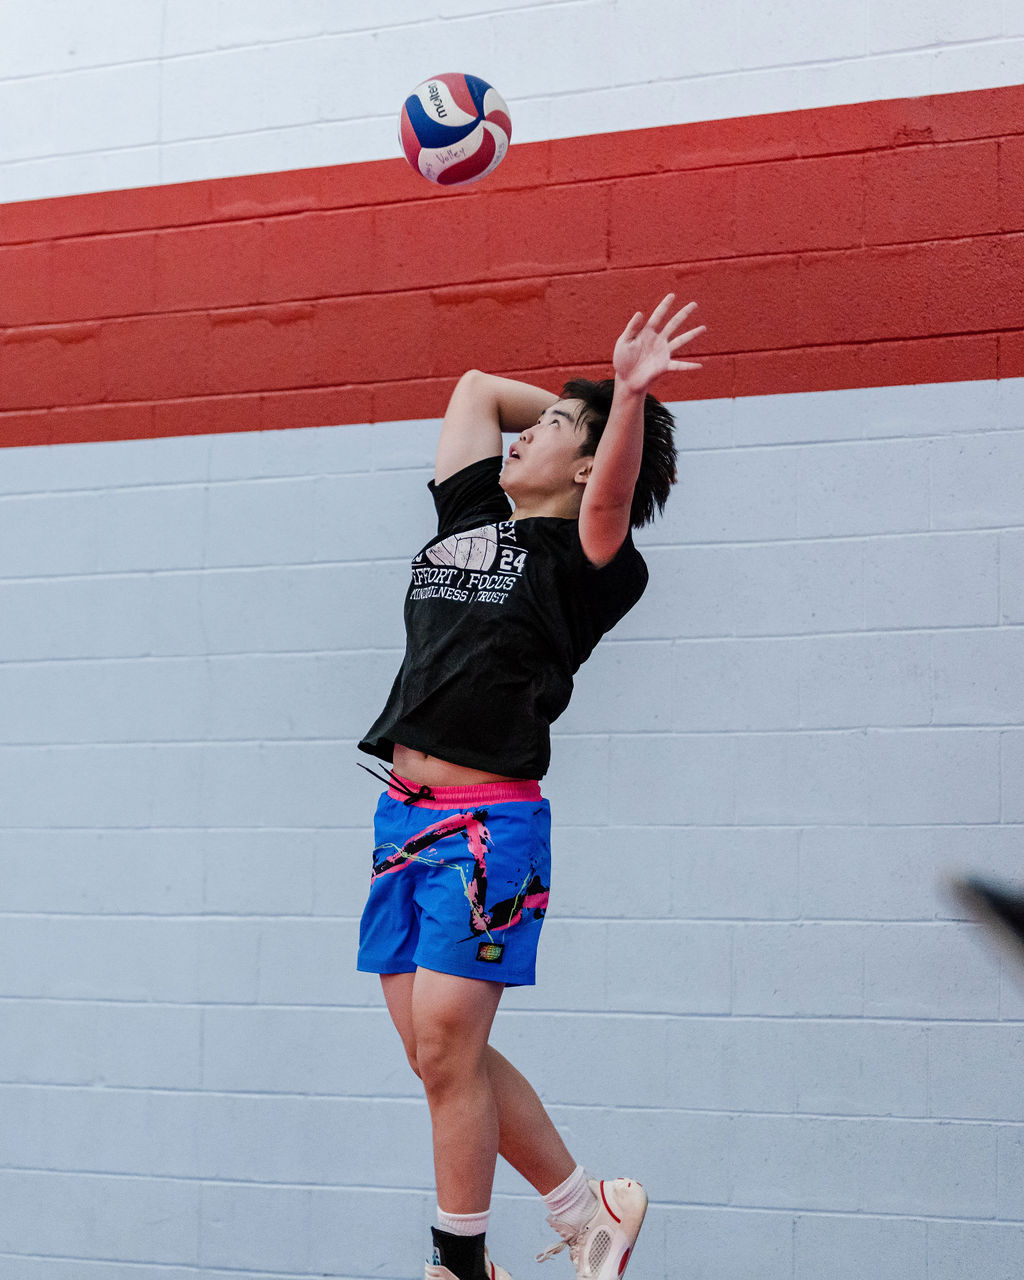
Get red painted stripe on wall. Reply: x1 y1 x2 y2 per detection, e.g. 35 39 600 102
1 83 1022 448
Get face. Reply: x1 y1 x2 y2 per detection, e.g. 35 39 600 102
500 398 593 508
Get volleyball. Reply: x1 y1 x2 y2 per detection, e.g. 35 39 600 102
399 73 512 186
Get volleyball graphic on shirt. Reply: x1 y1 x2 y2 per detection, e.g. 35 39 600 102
426 525 499 571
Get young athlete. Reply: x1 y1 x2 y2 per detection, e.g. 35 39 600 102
357 294 705 1280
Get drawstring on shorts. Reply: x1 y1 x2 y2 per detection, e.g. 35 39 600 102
356 761 435 805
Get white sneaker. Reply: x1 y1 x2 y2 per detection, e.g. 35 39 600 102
537 1177 648 1280
426 1247 513 1280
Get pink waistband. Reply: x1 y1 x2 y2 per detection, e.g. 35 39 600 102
387 773 542 808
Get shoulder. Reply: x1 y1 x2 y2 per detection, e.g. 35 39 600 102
528 518 648 598
581 528 648 592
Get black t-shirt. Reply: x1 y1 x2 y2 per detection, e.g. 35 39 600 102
359 455 648 778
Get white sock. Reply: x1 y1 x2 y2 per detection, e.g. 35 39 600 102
436 1206 490 1237
542 1164 597 1230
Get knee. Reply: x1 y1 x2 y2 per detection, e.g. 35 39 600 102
404 1045 423 1079
415 1031 453 1089
415 1028 477 1097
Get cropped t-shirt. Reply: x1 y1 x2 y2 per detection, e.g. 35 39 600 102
359 455 648 779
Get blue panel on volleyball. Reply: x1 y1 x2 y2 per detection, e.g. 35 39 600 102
404 84 482 150
462 75 491 113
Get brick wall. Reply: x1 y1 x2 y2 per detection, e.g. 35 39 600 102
3 378 1023 1278
1 4 1023 1279
1 0 1022 203
3 83 1024 447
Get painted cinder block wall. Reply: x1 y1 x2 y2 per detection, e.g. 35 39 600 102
1 4 1024 1279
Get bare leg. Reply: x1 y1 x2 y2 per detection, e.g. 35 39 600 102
485 1047 575 1195
382 973 576 1198
410 966 505 1213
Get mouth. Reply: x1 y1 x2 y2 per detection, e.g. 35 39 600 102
508 446 520 460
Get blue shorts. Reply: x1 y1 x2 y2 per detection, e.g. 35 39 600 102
357 776 551 986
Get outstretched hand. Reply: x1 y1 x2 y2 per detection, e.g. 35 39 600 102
613 294 705 394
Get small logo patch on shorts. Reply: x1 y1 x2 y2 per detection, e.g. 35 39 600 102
477 941 505 964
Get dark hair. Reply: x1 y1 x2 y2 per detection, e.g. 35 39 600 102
562 377 678 528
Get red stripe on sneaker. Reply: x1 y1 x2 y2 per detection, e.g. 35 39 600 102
618 1248 631 1276
599 1182 621 1224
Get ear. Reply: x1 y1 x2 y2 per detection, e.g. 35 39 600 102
573 457 594 487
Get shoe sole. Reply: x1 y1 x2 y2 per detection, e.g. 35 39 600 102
598 1180 648 1280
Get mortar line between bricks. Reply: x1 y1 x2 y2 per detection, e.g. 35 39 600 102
0 1254 402 1280
641 526 1024 549
0 559 408 585
1 526 1020 589
0 823 378 832
0 0 600 91
0 473 431 500
0 525 1017 588
2 1079 1022 1127
540 35 1024 87
6 264 1024 327
3 626 1015 650
0 725 1020 750
0 427 1018 491
1 646 405 666
0 1255 370 1280
1 1200 1022 1280
0 651 405 665
0 1166 1022 1229
4 179 1024 253
0 417 1020 475
3 820 1023 833
3 624 1024 668
0 910 1010 924
0 995 1020 1027
0 994 1019 1026
0 20 1014 88
0 36 1020 189
5 126 1024 248
0 435 1013 488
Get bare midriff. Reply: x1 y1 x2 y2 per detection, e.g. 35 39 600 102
392 743 522 789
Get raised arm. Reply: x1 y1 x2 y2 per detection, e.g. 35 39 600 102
579 295 705 566
435 369 558 485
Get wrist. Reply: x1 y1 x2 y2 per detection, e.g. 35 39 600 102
612 376 648 402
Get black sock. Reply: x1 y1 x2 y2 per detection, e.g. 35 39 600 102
431 1227 486 1280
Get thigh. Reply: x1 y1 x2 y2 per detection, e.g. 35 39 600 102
411 966 505 1065
381 971 417 1064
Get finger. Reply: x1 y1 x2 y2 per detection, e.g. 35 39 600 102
621 310 645 341
662 300 699 339
668 323 706 349
668 359 703 371
647 292 676 330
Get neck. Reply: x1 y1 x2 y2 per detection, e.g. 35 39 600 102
507 490 583 521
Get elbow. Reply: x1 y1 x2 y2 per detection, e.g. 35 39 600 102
584 490 635 519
